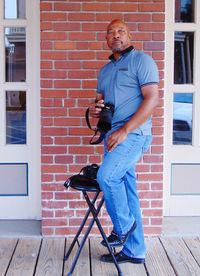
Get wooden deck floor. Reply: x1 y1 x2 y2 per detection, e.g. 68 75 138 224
0 236 200 276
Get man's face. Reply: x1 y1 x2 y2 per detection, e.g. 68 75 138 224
106 21 131 53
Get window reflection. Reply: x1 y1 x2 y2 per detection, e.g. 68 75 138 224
175 0 194 22
6 91 26 144
173 93 193 145
5 27 26 82
174 32 193 84
4 0 25 19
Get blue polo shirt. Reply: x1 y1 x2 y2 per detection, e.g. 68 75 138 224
97 47 159 135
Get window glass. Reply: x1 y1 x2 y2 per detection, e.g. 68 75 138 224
5 27 26 82
4 0 25 19
173 93 193 145
6 91 26 144
175 0 194 22
174 31 194 84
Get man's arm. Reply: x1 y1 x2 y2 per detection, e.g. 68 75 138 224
107 84 159 152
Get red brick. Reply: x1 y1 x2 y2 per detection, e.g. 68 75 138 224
42 210 54 218
53 22 80 31
41 41 53 50
42 228 54 236
69 146 94 155
55 156 73 164
41 61 53 69
111 3 137 11
54 2 80 11
55 210 74 218
55 192 80 200
41 32 67 41
152 13 165 22
54 80 81 88
42 165 67 173
43 219 67 227
40 12 66 21
151 200 163 208
69 13 95 21
68 70 96 79
68 51 95 60
151 218 163 225
40 2 53 11
75 155 88 164
41 156 53 163
42 146 66 154
41 51 66 60
82 3 110 11
54 118 81 126
42 192 53 200
41 70 66 79
125 13 151 22
138 23 165 32
139 3 165 12
55 137 81 145
54 42 76 50
40 22 53 31
69 32 96 41
55 61 81 69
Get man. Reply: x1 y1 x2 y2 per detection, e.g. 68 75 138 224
89 19 159 264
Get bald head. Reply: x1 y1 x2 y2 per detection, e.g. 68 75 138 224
107 19 130 33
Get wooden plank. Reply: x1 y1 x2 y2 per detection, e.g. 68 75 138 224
183 237 200 266
145 237 176 276
160 237 200 275
63 238 90 276
0 238 18 276
90 238 147 276
6 238 41 276
35 238 65 276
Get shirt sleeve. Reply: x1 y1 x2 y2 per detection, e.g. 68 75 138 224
96 69 104 94
136 52 159 87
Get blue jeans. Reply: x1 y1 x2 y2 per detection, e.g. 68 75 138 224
97 133 152 258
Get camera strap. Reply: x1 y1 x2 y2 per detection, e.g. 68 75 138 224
85 108 106 145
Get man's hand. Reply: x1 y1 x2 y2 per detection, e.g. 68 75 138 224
107 127 128 152
89 99 104 118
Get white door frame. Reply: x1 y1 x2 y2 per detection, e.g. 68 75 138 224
164 0 200 216
0 0 41 219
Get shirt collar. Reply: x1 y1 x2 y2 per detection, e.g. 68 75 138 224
109 46 134 60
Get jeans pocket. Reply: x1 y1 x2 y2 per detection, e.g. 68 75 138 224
142 135 152 153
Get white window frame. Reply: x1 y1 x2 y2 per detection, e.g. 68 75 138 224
0 0 41 219
164 0 200 216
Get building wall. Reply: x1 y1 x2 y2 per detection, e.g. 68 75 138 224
40 0 165 236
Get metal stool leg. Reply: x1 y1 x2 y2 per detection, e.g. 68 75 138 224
84 192 123 276
66 192 104 275
64 191 100 261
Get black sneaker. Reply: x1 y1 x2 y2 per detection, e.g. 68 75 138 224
100 251 145 264
101 220 137 247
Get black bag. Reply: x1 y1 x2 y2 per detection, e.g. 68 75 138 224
64 164 99 189
80 163 99 179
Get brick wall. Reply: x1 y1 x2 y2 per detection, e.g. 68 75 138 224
40 0 165 236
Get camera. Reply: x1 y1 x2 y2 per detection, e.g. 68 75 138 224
97 103 115 133
85 102 114 144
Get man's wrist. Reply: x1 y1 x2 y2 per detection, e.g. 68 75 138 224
122 125 129 136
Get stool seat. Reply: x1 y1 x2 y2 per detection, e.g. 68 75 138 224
64 174 100 192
